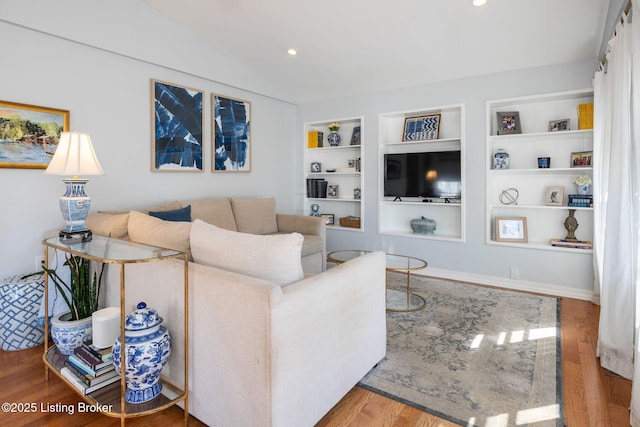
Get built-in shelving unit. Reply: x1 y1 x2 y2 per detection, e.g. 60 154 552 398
378 104 465 241
303 117 364 231
486 88 594 252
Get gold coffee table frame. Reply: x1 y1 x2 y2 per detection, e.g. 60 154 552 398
327 250 428 312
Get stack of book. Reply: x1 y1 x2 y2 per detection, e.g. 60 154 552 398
61 344 119 394
550 239 593 249
306 178 328 198
568 194 593 207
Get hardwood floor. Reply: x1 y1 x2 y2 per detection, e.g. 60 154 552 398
0 298 631 426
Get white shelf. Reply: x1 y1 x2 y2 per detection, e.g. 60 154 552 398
485 240 593 254
486 89 594 252
303 117 364 232
378 104 465 241
308 198 361 203
489 204 592 211
383 137 461 146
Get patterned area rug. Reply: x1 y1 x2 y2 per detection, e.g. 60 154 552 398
359 274 562 427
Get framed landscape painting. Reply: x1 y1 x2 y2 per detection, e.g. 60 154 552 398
151 79 204 172
0 100 69 169
212 94 251 172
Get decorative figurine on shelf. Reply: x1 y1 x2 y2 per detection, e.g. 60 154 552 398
327 184 338 198
499 188 519 205
310 203 320 217
327 122 341 146
563 209 579 242
493 149 510 169
112 302 171 404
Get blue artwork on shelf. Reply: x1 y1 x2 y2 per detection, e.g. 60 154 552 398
213 94 251 172
402 113 441 141
152 80 203 171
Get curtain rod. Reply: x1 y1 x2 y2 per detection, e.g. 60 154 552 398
598 0 633 71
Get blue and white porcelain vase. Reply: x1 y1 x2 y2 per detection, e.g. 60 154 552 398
51 312 92 355
576 184 591 195
327 131 341 146
112 302 171 404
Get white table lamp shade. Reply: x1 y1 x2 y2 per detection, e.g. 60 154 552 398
45 132 104 176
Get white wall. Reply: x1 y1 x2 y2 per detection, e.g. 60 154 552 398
297 59 598 299
0 8 297 279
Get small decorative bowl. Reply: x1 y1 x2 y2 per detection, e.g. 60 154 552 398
410 216 436 234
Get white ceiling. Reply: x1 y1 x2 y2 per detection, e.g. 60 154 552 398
145 0 609 104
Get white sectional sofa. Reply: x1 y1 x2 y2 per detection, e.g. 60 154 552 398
89 197 386 426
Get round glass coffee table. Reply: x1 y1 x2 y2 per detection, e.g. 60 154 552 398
327 250 428 312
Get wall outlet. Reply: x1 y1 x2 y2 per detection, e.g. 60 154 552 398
35 255 45 271
510 267 519 280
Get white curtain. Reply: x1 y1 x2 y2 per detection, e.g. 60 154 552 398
594 2 640 425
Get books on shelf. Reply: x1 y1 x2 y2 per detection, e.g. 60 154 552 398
578 103 594 130
568 194 593 208
67 351 114 378
550 239 592 249
74 343 113 370
60 367 119 394
307 131 324 148
63 343 118 393
63 359 118 386
306 178 327 198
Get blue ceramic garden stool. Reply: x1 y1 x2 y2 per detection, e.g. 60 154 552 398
0 273 45 351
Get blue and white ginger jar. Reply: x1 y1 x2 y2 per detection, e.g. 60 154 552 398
112 302 171 403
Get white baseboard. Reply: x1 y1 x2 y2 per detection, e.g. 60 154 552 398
419 267 594 301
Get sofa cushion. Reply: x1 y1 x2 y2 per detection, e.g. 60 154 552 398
143 200 182 214
149 205 192 222
231 197 278 235
128 211 192 253
190 219 304 286
180 198 237 231
85 212 129 239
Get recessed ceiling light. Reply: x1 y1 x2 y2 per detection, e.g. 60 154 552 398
473 0 487 6
287 49 298 56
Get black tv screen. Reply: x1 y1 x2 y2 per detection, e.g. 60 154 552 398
384 151 461 199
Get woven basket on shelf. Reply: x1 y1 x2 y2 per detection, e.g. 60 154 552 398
339 217 361 228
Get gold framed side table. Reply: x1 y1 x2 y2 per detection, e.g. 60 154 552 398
42 235 189 426
327 250 428 312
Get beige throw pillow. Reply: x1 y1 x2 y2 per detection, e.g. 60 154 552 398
190 219 304 286
127 211 191 253
86 212 130 239
181 198 237 231
230 197 278 235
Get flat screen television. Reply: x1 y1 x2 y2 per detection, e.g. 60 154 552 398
384 150 461 200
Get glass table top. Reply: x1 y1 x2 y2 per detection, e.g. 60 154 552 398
327 250 427 271
43 235 184 263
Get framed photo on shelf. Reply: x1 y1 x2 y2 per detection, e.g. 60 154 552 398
545 186 564 206
350 126 361 145
495 217 528 242
496 111 521 135
549 118 570 132
402 113 441 141
321 214 334 225
571 151 592 167
0 100 70 169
